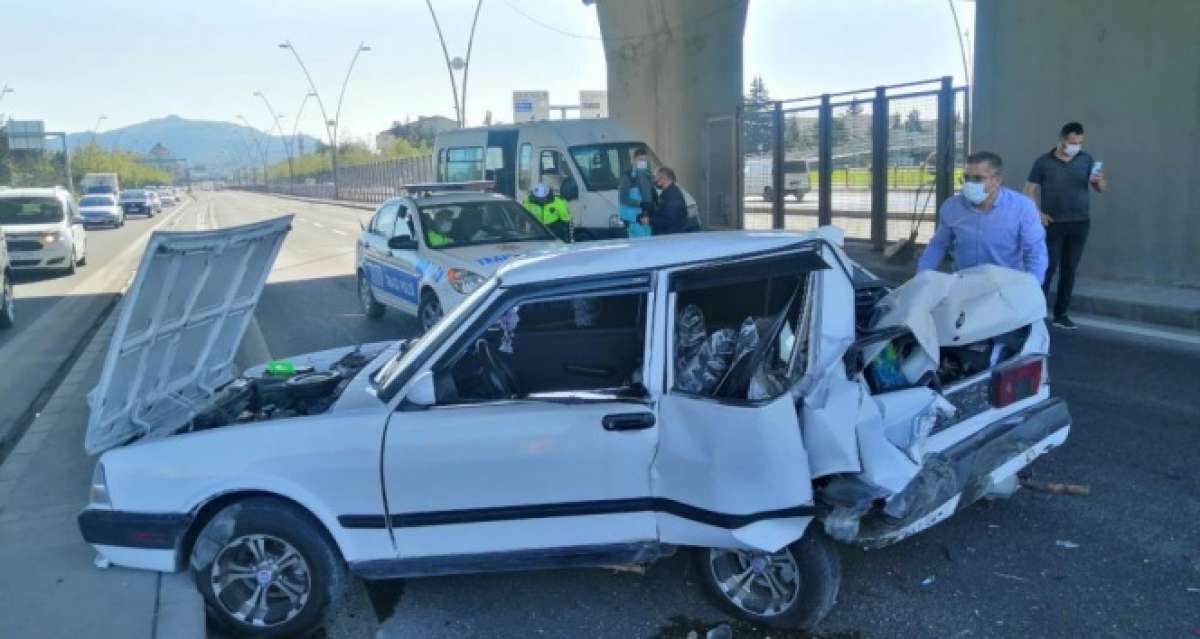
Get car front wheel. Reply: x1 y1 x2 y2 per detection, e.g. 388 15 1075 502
696 528 840 631
418 291 443 334
0 272 14 329
192 497 345 638
358 272 384 319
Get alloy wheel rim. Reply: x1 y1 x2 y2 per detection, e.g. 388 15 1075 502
421 299 442 331
359 276 373 313
708 548 801 617
211 534 311 627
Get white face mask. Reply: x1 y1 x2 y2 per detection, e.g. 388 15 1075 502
1063 143 1081 157
961 181 989 204
636 160 648 170
435 220 453 234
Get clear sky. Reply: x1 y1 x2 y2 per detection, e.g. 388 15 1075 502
0 0 974 147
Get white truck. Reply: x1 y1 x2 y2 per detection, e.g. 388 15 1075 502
434 119 699 241
81 173 120 200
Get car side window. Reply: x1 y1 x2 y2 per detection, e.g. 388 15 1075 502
434 290 649 404
392 205 415 239
371 202 400 236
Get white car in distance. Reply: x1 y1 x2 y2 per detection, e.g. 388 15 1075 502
78 218 1071 637
79 194 125 228
0 187 88 274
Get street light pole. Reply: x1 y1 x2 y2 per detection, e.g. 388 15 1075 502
236 114 270 187
90 114 107 145
279 40 369 200
292 91 317 159
253 90 294 188
0 85 14 123
424 0 482 128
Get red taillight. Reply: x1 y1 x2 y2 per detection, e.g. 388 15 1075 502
990 357 1044 408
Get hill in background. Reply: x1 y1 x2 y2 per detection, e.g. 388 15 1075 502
67 115 320 177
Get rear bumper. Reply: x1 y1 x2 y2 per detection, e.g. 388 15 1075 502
78 508 192 556
854 397 1071 548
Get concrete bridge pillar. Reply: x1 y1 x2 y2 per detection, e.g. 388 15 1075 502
596 0 748 201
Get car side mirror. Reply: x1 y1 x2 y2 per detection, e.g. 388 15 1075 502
560 176 579 201
404 371 436 408
388 236 419 251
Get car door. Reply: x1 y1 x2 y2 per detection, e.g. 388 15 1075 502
361 201 418 312
650 247 833 553
378 279 660 563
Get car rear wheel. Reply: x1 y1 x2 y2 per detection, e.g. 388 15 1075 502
696 528 840 631
358 272 384 319
0 273 15 329
192 497 345 639
418 291 443 334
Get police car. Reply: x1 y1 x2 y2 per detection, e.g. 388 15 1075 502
356 183 565 331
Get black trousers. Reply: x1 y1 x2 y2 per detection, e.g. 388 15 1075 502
1043 220 1090 317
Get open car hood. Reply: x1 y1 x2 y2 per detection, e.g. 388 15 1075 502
85 216 292 454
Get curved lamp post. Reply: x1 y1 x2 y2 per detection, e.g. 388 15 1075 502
425 0 482 127
278 40 370 199
236 114 270 186
253 90 294 187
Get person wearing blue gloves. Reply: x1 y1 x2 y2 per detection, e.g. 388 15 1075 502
617 147 656 238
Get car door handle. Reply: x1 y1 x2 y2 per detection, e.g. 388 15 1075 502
602 412 655 431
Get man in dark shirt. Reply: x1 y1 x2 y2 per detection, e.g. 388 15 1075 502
651 166 688 235
1024 121 1108 329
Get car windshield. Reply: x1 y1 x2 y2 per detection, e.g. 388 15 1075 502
418 200 555 248
568 142 661 192
0 197 65 225
80 197 113 207
121 191 146 201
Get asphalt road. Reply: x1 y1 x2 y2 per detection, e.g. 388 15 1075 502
7 191 1194 638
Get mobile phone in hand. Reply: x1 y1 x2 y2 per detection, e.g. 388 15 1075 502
1091 161 1103 177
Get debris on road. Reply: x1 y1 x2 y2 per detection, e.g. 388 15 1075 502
1021 478 1090 496
706 623 733 639
1055 540 1081 549
921 576 936 586
993 571 1030 583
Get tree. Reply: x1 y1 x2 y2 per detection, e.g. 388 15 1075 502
904 109 924 133
743 76 774 154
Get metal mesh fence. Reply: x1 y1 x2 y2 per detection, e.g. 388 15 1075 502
262 155 434 203
717 77 968 251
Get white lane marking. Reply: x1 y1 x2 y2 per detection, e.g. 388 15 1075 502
313 222 326 229
332 229 348 236
1072 313 1200 348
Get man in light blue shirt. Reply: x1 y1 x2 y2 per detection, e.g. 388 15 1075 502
918 151 1048 284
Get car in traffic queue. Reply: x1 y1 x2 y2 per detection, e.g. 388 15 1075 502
119 189 156 218
79 193 125 228
0 226 13 329
355 183 564 332
146 190 163 214
76 217 1071 638
0 187 88 275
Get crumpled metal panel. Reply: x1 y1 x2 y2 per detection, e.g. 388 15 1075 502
85 216 292 454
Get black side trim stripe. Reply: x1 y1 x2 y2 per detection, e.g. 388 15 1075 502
338 498 826 531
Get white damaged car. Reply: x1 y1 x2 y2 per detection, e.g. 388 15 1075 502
355 187 564 333
79 218 1070 637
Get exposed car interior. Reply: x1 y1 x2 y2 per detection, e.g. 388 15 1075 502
437 291 648 403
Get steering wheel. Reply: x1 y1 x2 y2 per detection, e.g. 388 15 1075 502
473 339 519 399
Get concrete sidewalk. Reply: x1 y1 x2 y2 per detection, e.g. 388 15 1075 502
0 262 205 639
842 239 1200 332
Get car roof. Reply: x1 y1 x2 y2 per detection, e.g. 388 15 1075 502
496 230 829 287
0 187 69 199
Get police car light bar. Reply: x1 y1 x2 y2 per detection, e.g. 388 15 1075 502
403 181 495 197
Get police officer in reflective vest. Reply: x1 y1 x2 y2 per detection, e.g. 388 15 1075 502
523 182 572 242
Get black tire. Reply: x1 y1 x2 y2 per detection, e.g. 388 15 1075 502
695 528 841 631
418 290 443 334
358 271 384 319
763 186 774 201
0 272 15 329
76 245 87 267
64 250 77 275
796 191 807 203
191 497 345 639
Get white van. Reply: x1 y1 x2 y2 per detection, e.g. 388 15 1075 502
744 156 812 201
434 119 699 241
